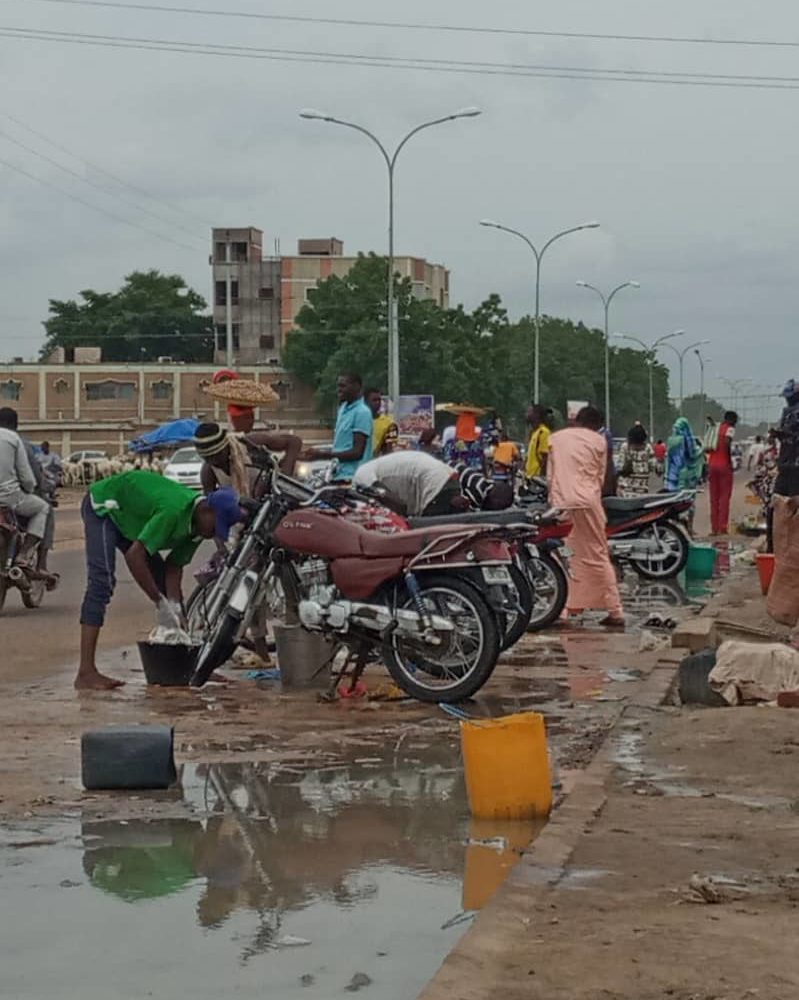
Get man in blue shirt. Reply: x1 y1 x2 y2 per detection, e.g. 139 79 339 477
305 372 373 480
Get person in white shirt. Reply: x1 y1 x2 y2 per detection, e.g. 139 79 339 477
353 451 512 517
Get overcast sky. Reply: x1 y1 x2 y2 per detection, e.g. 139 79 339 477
1 0 795 422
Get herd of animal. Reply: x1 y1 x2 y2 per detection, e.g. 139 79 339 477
60 454 168 487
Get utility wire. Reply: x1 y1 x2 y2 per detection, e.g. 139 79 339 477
0 154 203 251
19 0 799 50
0 126 207 245
1 111 212 230
5 26 799 90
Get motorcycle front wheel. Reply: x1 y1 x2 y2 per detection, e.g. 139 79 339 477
498 563 535 650
190 607 242 687
519 550 569 630
382 573 500 703
629 521 690 579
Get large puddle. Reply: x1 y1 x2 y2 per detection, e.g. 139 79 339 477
1 748 540 999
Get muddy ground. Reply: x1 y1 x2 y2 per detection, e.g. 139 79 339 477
3 475 782 1000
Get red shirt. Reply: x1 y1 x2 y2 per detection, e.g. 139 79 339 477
653 442 667 461
709 421 735 470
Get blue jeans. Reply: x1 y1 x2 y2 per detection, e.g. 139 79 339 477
79 494 167 627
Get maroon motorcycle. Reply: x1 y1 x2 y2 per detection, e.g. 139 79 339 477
188 471 516 702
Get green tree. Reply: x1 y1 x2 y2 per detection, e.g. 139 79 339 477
283 255 675 438
41 270 213 362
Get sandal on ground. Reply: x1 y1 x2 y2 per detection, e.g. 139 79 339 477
600 615 626 630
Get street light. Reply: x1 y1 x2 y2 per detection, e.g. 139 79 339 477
657 338 709 414
300 107 482 403
576 279 640 429
613 330 684 437
718 376 753 413
694 348 711 429
480 219 600 404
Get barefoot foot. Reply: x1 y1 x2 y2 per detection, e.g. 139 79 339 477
75 671 125 691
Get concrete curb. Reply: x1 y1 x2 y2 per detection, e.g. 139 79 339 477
417 649 681 1000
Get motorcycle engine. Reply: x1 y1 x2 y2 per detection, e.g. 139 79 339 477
295 558 333 601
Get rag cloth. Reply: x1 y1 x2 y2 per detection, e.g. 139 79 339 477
709 639 799 704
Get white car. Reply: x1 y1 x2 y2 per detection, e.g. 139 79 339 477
164 446 204 489
68 450 107 465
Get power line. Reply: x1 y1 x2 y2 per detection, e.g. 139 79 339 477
0 125 207 246
20 0 799 50
5 26 799 91
0 154 202 251
1 111 212 230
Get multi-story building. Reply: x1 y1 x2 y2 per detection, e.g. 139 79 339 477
0 360 323 457
211 227 450 365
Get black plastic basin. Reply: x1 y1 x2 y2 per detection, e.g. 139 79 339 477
137 641 200 686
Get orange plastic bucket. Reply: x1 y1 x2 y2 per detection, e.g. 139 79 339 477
756 552 776 595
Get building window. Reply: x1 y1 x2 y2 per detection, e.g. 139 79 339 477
258 287 274 300
214 241 248 262
215 280 239 307
0 379 21 401
53 378 70 394
215 325 240 351
85 380 136 401
259 334 275 350
151 380 173 401
233 242 248 262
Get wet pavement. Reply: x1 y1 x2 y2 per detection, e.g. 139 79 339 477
1 747 543 999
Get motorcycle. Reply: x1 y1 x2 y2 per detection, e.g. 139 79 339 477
521 477 694 580
0 506 47 614
405 505 571 639
188 464 517 703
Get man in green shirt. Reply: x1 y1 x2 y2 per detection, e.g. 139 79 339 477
77 470 242 690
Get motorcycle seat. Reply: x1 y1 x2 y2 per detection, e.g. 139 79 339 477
604 493 679 512
357 523 484 558
406 508 535 529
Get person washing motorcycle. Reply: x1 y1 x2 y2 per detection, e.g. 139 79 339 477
76 470 242 690
353 450 513 517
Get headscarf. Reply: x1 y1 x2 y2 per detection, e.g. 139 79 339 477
455 412 479 443
665 417 701 490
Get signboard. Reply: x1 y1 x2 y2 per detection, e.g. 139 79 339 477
566 400 589 422
394 394 435 441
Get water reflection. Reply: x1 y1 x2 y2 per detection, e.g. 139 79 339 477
81 751 468 944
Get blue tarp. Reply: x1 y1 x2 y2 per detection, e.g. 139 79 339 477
128 418 200 453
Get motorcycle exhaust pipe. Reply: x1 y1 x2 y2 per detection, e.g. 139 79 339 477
8 566 31 591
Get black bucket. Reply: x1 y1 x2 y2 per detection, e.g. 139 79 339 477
137 641 199 687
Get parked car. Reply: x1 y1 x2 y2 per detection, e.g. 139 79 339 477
67 450 107 465
163 446 203 489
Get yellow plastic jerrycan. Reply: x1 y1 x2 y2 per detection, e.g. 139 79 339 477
460 711 552 820
462 817 546 910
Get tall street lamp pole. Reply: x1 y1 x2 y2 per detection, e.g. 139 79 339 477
576 279 640 429
300 107 481 404
480 219 600 404
658 338 709 415
694 348 711 429
614 330 684 438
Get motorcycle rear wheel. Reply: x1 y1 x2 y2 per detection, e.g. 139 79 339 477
382 573 500 703
630 521 690 580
